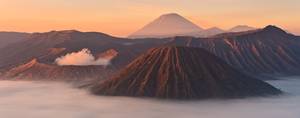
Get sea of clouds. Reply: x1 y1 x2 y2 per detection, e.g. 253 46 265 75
0 77 299 118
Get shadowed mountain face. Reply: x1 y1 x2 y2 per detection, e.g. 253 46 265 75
167 26 300 75
91 46 282 99
0 32 29 49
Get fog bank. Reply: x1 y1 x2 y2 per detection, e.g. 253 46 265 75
0 77 300 118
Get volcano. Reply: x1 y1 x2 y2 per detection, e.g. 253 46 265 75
91 46 281 99
128 13 203 39
229 25 257 32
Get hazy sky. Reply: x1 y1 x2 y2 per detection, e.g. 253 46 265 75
0 0 299 37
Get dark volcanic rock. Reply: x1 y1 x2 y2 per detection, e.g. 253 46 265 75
91 46 282 99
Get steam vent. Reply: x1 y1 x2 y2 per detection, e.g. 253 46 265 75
91 46 282 100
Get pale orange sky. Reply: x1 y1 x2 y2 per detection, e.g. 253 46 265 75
0 0 299 37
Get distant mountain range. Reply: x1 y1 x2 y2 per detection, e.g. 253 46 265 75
1 25 300 81
0 12 300 81
128 13 258 38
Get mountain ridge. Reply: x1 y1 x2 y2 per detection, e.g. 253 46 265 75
1 25 300 78
91 46 282 99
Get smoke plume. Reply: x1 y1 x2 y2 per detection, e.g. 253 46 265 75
55 48 111 66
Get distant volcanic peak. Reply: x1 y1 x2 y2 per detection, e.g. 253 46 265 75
235 25 253 27
160 13 179 16
92 46 281 99
158 12 194 20
229 25 257 32
128 13 203 38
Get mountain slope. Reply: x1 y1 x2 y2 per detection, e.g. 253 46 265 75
0 30 164 71
91 46 281 99
167 25 300 75
0 32 29 49
128 13 203 38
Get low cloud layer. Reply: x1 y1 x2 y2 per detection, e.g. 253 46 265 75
0 77 300 118
55 48 110 66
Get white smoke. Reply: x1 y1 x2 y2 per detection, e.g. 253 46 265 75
0 77 299 118
55 48 111 66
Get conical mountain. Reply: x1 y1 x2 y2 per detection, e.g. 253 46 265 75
128 13 203 39
91 46 281 99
